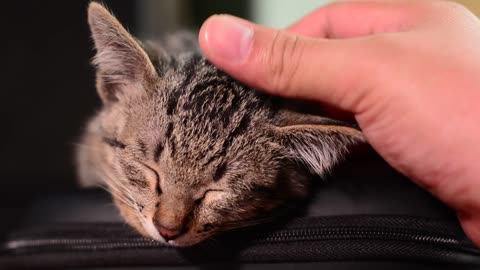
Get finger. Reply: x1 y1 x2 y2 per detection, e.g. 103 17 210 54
286 0 422 38
199 15 380 112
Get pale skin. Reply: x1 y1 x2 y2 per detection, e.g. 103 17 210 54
198 0 480 247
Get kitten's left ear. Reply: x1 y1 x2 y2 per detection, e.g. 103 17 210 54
274 111 366 177
87 3 157 103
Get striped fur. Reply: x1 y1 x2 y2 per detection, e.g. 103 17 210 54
76 3 365 247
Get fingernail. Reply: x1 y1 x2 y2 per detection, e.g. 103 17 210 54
203 15 253 64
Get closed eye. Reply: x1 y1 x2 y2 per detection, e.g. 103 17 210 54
195 189 224 205
103 137 126 149
139 162 162 194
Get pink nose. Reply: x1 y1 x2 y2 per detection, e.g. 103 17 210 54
154 222 182 241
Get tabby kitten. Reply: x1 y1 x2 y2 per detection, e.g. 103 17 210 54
77 3 365 247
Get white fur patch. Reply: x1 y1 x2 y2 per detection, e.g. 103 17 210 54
142 219 166 243
288 132 357 177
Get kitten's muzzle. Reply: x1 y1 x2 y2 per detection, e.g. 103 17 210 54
153 219 183 241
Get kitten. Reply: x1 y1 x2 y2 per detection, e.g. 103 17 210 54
77 3 365 247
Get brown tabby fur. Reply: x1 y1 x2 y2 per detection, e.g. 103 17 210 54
76 3 365 247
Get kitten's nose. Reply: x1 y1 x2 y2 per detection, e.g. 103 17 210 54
154 221 182 241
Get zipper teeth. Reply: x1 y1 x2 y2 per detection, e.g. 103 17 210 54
6 238 165 250
5 227 461 252
260 227 459 245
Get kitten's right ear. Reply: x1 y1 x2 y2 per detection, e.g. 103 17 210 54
88 3 157 103
273 110 366 177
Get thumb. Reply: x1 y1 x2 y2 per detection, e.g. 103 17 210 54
198 15 379 113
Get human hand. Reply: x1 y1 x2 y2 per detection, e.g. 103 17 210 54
198 0 480 246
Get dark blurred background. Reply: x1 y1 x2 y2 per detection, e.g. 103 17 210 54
1 0 477 240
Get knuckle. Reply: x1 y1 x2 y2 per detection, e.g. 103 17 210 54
262 30 304 96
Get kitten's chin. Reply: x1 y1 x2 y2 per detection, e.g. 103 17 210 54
166 234 211 248
162 226 214 247
131 220 169 245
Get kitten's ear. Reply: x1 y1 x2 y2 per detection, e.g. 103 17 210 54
87 3 157 103
274 110 366 177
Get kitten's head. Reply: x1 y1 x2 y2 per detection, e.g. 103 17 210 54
78 3 365 247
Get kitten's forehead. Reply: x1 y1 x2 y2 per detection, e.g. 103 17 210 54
158 56 273 164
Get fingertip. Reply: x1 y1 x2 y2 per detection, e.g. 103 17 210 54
198 15 217 59
198 15 254 65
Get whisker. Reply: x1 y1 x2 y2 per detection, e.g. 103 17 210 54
219 215 280 232
80 154 146 223
101 174 146 221
72 142 105 153
99 184 136 210
96 171 138 209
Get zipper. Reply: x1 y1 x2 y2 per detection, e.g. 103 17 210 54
5 238 164 251
3 221 479 254
259 227 462 245
2 216 480 267
258 227 480 251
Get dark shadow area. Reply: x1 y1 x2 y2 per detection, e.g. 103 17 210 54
0 0 137 240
